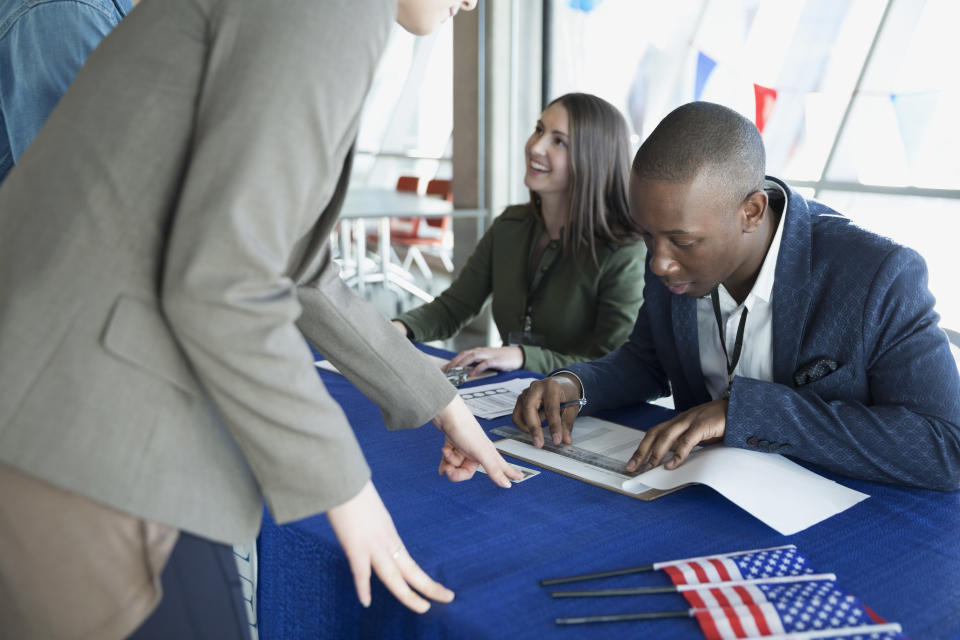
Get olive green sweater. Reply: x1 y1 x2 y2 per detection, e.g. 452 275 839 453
395 204 647 373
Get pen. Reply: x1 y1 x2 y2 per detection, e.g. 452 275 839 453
538 398 586 428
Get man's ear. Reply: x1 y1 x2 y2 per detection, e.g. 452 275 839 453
740 190 769 233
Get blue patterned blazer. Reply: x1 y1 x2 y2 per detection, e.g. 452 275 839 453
567 177 960 490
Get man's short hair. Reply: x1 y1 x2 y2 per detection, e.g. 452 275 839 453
632 102 766 208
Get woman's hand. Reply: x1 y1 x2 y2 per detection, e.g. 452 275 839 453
433 395 524 485
443 346 523 376
327 480 454 612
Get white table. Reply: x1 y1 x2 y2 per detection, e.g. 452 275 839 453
337 188 487 302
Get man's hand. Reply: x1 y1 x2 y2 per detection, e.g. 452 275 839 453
327 480 454 612
511 374 583 448
626 398 728 472
432 395 524 486
443 346 523 376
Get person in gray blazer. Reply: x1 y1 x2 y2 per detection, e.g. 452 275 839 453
0 0 518 638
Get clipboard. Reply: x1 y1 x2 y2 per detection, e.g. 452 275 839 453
492 419 693 501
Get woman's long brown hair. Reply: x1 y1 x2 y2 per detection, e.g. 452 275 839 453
529 92 642 265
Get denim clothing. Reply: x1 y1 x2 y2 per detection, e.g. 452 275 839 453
0 0 132 182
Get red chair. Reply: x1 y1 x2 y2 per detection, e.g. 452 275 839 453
425 178 453 201
395 175 420 193
366 177 452 280
384 175 423 237
418 179 453 248
393 178 454 278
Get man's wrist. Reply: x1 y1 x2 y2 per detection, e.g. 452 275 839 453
550 370 586 410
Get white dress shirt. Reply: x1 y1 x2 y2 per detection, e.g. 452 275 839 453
698 181 788 399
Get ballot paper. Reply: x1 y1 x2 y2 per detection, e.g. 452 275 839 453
494 417 869 535
457 378 538 420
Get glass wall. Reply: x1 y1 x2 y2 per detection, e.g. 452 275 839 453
351 20 457 191
549 0 960 328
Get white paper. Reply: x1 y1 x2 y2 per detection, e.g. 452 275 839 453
622 445 869 535
457 378 538 419
493 416 869 535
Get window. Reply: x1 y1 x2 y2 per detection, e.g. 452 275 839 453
548 0 960 327
352 21 456 190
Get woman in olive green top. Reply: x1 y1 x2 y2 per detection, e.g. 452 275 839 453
393 92 646 375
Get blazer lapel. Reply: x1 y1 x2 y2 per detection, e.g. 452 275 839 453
771 177 814 385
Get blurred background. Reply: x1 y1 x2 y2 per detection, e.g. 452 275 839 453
345 0 959 350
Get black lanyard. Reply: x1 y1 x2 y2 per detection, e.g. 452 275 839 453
523 242 562 333
711 287 748 391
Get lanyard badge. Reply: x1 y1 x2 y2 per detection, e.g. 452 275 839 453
711 287 748 397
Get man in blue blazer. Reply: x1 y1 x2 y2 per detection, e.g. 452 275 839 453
514 101 960 491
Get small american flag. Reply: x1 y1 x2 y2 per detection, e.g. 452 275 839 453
546 545 905 639
663 545 814 586
683 578 841 609
691 580 903 639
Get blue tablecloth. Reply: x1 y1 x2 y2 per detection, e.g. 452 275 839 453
258 346 960 639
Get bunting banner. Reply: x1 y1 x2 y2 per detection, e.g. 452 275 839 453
567 0 602 12
695 51 718 101
754 83 778 133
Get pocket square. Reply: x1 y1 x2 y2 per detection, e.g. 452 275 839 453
794 358 840 386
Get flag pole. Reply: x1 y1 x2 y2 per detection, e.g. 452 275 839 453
556 609 692 625
556 611 903 638
540 563 655 586
539 544 797 586
551 573 836 598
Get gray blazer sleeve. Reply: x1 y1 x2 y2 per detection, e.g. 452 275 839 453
160 0 402 523
297 261 456 430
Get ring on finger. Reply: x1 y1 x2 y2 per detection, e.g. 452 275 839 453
391 546 404 560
